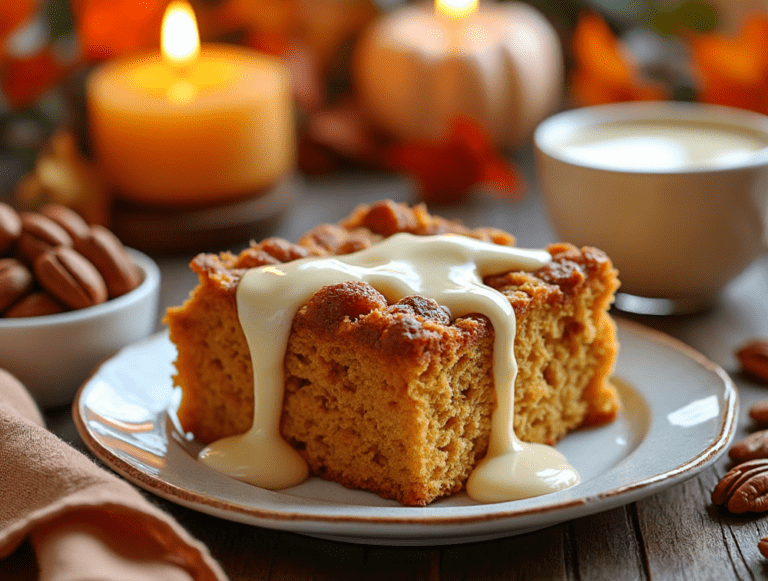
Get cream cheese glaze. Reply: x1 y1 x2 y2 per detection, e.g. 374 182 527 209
198 232 580 503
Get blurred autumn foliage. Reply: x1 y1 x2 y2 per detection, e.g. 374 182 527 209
569 12 667 106
689 15 768 115
70 0 166 61
4 1 768 206
0 1 73 110
569 7 768 117
0 0 378 113
65 0 521 204
6 1 768 120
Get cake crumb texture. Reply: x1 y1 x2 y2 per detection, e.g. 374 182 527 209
165 200 620 506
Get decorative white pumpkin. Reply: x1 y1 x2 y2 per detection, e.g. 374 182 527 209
354 1 564 148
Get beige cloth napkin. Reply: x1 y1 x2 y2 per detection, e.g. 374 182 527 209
0 368 228 581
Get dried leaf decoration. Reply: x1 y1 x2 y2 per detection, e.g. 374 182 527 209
2 49 70 110
0 1 79 111
0 0 35 43
14 131 111 226
570 11 667 106
69 0 166 61
689 15 768 115
386 118 524 205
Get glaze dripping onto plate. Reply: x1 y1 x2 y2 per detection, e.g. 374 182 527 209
74 318 736 546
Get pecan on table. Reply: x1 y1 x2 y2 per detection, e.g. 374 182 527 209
712 458 768 514
729 430 768 464
750 401 768 424
760 536 768 559
738 341 768 384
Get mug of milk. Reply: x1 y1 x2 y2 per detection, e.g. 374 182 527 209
534 101 768 315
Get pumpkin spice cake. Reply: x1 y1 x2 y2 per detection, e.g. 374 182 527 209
165 200 620 506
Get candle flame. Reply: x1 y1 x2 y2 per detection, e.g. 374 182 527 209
162 1 200 69
435 0 478 19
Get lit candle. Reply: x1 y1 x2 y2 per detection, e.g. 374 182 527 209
354 0 563 148
436 0 479 20
87 1 294 206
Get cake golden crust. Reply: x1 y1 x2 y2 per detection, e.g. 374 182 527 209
165 200 620 506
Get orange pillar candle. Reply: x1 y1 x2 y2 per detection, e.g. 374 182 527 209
87 1 294 206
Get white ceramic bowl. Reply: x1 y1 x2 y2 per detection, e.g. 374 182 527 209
0 248 160 408
534 101 768 314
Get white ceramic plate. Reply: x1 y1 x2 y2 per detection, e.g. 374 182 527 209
74 318 737 546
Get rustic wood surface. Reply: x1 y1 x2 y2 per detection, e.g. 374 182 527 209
4 149 768 580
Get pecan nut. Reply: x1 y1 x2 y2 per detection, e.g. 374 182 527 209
74 225 141 298
0 202 21 254
729 430 768 463
39 203 90 244
34 246 107 310
750 400 768 424
712 458 768 513
760 536 768 559
0 204 142 317
737 341 768 383
4 291 64 317
16 212 73 263
0 258 34 312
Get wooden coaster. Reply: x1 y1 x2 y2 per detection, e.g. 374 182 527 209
111 175 295 253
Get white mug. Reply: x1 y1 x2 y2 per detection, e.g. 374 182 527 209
534 101 768 314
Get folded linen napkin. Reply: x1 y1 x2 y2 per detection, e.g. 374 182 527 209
0 368 228 581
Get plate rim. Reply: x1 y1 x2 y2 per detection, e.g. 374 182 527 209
73 317 738 535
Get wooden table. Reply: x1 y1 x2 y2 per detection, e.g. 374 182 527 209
30 153 768 579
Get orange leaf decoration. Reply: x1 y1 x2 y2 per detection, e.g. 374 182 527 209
247 31 292 59
70 0 166 61
570 11 667 106
571 12 634 89
298 98 385 175
386 119 524 205
689 15 768 115
2 50 70 110
0 0 35 45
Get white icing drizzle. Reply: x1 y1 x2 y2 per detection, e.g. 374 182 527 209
198 232 580 502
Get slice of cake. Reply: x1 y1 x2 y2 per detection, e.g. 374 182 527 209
165 201 620 506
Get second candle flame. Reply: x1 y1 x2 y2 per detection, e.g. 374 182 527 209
435 0 479 20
